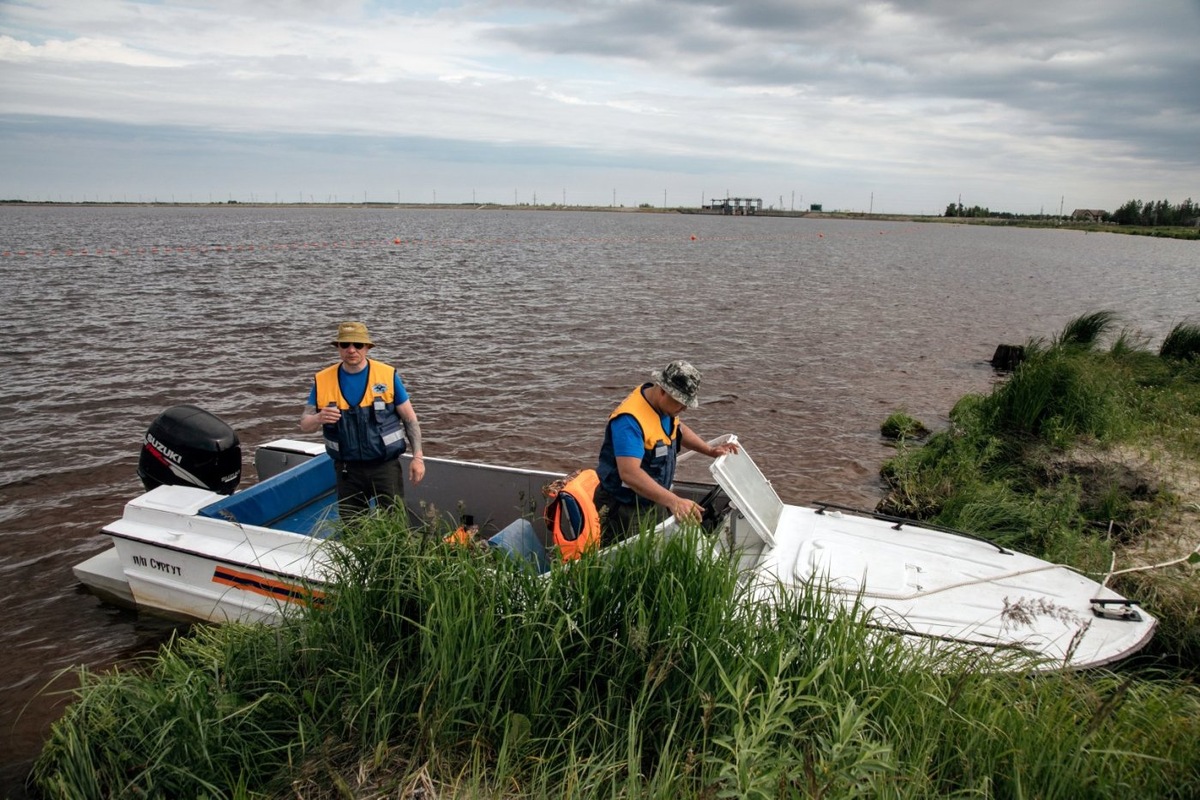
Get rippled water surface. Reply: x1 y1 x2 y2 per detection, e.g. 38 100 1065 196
1 205 1196 793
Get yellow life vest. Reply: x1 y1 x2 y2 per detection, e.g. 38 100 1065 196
609 386 680 448
596 385 682 506
314 360 405 461
314 360 396 409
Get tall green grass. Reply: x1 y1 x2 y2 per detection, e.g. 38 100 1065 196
1159 321 1200 362
34 512 1200 798
1053 310 1120 349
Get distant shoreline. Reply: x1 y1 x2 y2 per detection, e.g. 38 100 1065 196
2 200 1194 239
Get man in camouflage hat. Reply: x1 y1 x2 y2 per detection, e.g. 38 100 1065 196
593 359 738 545
299 321 425 516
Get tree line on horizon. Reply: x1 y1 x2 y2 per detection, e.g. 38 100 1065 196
1109 197 1198 226
944 196 1197 226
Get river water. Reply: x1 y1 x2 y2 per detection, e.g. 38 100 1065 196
0 205 1195 794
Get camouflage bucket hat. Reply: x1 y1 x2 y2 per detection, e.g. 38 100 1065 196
331 321 374 346
651 360 701 409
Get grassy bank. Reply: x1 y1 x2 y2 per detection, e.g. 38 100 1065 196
879 312 1200 667
33 495 1200 798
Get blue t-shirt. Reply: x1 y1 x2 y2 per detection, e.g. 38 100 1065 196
307 363 410 407
610 410 672 458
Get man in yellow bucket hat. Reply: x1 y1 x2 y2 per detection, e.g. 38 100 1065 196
299 321 425 515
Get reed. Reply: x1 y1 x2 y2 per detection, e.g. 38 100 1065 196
34 511 1200 799
1159 321 1200 362
981 345 1129 444
33 624 310 799
1054 309 1120 349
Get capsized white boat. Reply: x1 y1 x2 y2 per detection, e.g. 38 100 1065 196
74 409 1155 670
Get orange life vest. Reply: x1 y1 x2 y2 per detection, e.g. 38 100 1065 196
545 468 602 561
445 515 479 547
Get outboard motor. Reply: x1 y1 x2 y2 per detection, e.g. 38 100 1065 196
137 405 242 494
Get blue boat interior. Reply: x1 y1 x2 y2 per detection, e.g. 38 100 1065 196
486 518 550 574
199 453 340 537
194 454 551 570
196 451 555 572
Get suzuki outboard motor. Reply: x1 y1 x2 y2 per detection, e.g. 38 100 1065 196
138 405 242 494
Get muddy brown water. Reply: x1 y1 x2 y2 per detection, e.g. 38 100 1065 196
2 206 1196 795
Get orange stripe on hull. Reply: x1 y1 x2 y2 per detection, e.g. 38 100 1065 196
211 566 325 608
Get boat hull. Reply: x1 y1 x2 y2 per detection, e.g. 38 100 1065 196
78 440 562 625
735 505 1155 669
710 438 1157 671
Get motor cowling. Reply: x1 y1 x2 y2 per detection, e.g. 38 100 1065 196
137 405 242 494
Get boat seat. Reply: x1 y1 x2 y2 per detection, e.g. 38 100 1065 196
199 453 339 537
270 493 340 537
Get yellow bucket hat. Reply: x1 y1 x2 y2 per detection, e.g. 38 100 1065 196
331 321 374 346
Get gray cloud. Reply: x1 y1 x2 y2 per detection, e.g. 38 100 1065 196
0 0 1195 211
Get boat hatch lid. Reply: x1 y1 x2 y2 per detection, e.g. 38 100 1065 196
708 436 779 547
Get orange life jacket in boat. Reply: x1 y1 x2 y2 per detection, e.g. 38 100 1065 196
445 515 479 547
544 468 602 561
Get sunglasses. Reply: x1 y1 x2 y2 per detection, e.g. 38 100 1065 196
337 341 367 350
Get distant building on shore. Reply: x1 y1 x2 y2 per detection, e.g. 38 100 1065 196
703 197 763 215
1071 208 1108 222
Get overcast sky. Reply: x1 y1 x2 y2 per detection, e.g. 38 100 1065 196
1 0 1197 214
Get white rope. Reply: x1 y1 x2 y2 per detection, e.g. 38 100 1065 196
1103 541 1200 582
813 562 1068 602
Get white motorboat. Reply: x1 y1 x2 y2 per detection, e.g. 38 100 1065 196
73 431 563 625
74 407 1155 670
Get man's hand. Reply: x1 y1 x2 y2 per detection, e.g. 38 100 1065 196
669 495 703 523
710 441 739 457
316 404 341 425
